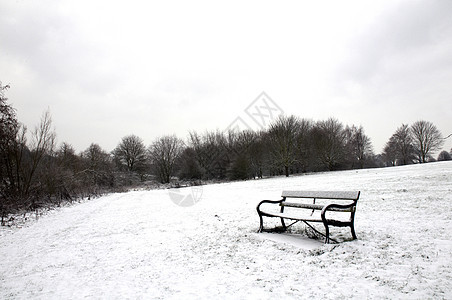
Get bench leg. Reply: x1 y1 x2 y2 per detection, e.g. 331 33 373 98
258 214 264 233
280 218 287 231
350 224 357 240
324 224 330 244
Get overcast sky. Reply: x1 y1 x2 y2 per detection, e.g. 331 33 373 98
1 0 451 154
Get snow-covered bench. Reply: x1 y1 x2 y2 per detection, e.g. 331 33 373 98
256 190 360 243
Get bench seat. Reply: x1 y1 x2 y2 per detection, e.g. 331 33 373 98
281 202 354 212
257 190 360 243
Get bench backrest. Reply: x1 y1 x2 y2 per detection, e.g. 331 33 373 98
281 190 360 201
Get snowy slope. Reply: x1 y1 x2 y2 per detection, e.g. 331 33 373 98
1 162 452 299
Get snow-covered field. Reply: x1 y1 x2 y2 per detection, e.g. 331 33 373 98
1 162 452 299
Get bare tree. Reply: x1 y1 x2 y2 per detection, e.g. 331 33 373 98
112 135 147 172
0 82 17 153
52 142 83 201
267 115 302 177
57 143 80 171
295 118 313 172
248 131 268 179
383 124 415 166
310 118 346 171
22 110 56 196
188 130 230 179
177 147 203 180
344 125 373 169
0 83 17 189
1 82 19 221
81 143 114 190
228 130 256 180
382 140 397 166
410 120 444 163
0 109 57 211
82 143 112 170
149 135 185 183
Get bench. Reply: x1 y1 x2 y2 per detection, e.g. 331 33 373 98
256 190 360 243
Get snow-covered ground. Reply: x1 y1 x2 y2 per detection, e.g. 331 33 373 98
1 162 452 299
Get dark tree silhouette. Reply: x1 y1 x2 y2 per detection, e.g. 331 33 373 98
267 115 302 177
383 124 415 166
149 135 185 183
112 135 147 172
437 150 451 161
344 125 373 169
410 120 444 163
310 118 346 171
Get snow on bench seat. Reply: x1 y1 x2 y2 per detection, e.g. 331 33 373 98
281 202 354 212
256 190 360 243
281 190 360 200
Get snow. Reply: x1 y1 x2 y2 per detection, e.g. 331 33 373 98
281 190 360 200
1 161 452 299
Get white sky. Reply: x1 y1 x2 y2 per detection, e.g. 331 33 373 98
1 0 451 154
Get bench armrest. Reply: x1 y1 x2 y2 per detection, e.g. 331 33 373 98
321 202 356 220
256 199 284 213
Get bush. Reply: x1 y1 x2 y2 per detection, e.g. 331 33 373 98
437 151 452 161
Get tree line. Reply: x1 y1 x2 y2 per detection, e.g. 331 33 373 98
1 81 450 222
382 122 448 165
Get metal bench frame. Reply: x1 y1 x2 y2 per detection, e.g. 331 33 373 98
256 190 360 243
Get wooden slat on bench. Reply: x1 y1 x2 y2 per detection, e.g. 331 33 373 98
262 211 324 223
281 202 354 212
281 202 324 210
281 190 360 200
